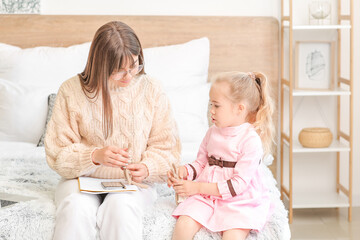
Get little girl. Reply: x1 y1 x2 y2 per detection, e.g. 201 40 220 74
168 71 274 240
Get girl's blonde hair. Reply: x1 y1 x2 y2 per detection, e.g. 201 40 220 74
214 71 275 155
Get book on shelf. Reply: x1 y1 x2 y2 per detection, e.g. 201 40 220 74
78 177 138 194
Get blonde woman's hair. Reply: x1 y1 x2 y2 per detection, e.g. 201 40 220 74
214 71 275 155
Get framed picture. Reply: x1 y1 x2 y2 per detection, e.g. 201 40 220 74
295 41 335 90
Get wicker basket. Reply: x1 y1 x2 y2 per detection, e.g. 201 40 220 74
298 127 333 148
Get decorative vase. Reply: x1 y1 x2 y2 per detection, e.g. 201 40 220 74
298 127 333 148
309 0 331 25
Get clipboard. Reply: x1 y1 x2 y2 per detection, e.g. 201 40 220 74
78 177 138 194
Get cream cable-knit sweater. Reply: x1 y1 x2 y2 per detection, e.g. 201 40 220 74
45 74 181 182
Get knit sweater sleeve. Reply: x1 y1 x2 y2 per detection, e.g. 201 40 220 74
44 84 100 179
141 91 181 183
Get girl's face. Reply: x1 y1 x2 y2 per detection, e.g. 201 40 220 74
209 82 248 128
109 54 142 87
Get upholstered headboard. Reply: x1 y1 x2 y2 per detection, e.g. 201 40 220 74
0 15 278 85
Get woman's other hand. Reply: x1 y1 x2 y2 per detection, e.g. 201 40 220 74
92 146 129 168
127 163 149 183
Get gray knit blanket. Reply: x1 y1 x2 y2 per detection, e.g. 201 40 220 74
0 147 291 240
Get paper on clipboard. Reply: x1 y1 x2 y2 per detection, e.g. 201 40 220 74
78 177 138 194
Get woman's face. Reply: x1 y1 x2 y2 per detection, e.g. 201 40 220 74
109 54 141 88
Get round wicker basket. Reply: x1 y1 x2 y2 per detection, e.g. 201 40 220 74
298 127 333 148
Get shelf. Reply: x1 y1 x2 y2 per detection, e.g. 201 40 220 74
280 0 353 224
283 85 351 96
283 23 351 30
283 139 350 153
292 192 349 209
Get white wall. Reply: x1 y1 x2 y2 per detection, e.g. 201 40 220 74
41 0 279 16
40 0 359 206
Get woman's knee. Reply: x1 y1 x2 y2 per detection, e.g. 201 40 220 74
57 193 100 219
99 193 143 222
54 193 100 240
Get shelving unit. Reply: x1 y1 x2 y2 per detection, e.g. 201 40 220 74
280 0 353 223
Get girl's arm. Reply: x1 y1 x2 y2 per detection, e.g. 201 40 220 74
217 135 263 200
172 134 262 198
183 128 212 180
168 128 211 189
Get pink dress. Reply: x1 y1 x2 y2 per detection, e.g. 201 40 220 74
172 123 271 232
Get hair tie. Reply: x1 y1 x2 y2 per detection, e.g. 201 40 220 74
247 72 255 80
253 76 263 107
248 72 261 86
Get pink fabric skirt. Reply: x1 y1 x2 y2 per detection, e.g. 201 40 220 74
172 194 271 232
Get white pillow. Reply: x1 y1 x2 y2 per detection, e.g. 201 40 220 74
167 83 210 144
144 37 209 90
0 79 50 143
0 42 91 92
181 142 202 165
0 38 209 92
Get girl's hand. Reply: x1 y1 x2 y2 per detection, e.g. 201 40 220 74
92 146 129 168
126 163 149 183
177 166 188 180
170 176 200 197
167 165 188 187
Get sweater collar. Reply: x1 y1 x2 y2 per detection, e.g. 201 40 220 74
215 122 251 136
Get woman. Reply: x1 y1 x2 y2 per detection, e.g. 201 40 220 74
45 21 181 240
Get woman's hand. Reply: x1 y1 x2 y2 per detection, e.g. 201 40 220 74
92 146 129 168
127 163 149 183
169 175 200 197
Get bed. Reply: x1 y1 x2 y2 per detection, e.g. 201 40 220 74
0 15 290 239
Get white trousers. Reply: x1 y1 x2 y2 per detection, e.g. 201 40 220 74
53 179 157 240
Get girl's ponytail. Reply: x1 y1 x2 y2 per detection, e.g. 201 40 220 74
252 72 275 156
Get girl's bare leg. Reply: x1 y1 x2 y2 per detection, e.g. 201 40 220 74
172 216 202 240
222 229 250 240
